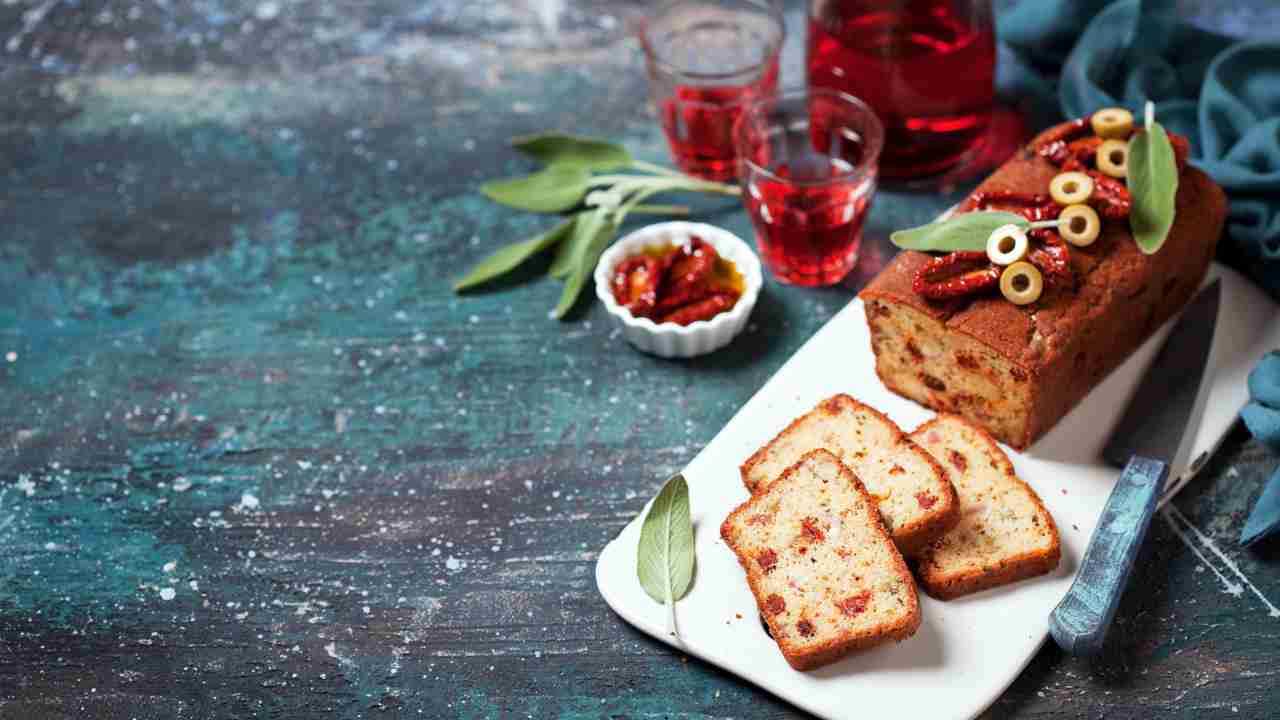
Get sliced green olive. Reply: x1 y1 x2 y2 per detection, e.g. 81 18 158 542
1091 108 1134 139
1050 171 1094 206
986 224 1030 266
1058 204 1101 247
1000 261 1043 306
1096 139 1129 178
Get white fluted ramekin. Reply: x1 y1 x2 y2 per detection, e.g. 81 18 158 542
594 221 762 358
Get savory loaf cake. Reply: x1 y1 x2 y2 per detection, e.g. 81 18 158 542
740 394 957 556
860 120 1226 449
720 449 921 670
910 415 1060 599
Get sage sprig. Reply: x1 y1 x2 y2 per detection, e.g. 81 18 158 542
452 216 576 292
457 133 740 319
510 132 633 170
1127 102 1179 255
480 165 594 214
892 211 1060 253
637 473 695 640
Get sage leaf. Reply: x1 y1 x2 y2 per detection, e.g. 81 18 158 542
453 216 576 292
891 211 1029 252
512 132 632 171
547 215 583 279
481 165 593 213
1127 120 1178 255
637 473 695 638
552 208 616 319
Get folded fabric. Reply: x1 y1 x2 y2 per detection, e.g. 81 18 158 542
1241 469 1280 547
1240 352 1280 546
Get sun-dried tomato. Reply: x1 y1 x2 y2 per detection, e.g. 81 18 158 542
1058 136 1104 172
836 591 871 617
912 251 1001 300
609 256 663 317
1027 229 1072 288
800 516 825 542
1035 116 1092 164
659 293 737 325
756 549 778 572
1086 170 1132 220
963 190 1058 222
656 237 718 312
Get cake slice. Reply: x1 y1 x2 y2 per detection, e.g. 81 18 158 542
740 394 958 555
909 415 1061 599
721 449 922 670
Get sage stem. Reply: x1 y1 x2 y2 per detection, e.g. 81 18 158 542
631 204 690 216
631 159 685 178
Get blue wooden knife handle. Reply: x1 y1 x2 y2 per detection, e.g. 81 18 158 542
1049 456 1168 656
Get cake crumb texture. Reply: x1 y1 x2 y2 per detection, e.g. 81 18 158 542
910 415 1061 599
721 449 922 670
740 394 958 556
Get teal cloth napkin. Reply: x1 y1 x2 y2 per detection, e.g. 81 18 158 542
998 0 1280 545
1241 353 1280 545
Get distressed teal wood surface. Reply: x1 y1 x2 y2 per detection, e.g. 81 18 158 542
1 2 1279 719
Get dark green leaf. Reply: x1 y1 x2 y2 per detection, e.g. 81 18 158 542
548 212 597 279
552 209 616 319
547 217 582 279
512 132 632 171
890 211 1029 252
480 166 592 213
637 473 695 636
452 216 576 292
1127 122 1179 254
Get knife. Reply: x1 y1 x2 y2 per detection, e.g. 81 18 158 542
1049 279 1221 656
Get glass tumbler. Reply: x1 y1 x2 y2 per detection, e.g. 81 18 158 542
735 88 884 286
639 0 784 182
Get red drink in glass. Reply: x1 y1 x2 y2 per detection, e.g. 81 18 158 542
735 89 884 286
641 0 784 182
807 0 995 179
658 67 779 182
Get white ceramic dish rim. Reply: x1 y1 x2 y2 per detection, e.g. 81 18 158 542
593 221 763 336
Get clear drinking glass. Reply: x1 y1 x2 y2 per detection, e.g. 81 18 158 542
639 0 785 182
735 88 884 286
807 0 996 180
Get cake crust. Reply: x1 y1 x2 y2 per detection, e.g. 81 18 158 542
860 121 1226 449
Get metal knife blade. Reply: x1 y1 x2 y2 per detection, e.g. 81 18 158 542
1102 279 1221 469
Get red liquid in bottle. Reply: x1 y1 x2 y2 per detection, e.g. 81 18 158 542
743 135 872 286
807 0 995 179
659 62 779 182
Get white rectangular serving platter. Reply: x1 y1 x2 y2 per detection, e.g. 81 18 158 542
596 263 1280 720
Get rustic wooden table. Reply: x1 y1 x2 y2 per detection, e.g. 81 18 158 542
2 2 1278 718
